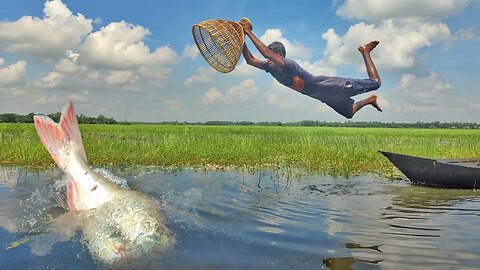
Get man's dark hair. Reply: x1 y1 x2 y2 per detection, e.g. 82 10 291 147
267 41 286 57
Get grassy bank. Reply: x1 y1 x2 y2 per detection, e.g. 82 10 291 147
1 123 479 177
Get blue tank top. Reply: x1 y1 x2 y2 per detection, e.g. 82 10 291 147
262 58 348 100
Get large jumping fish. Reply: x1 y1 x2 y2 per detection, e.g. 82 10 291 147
33 101 174 264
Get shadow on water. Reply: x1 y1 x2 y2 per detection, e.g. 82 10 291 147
1 166 479 270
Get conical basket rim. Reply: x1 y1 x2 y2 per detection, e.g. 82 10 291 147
192 19 245 73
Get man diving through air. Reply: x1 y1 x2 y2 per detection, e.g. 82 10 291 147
240 19 382 119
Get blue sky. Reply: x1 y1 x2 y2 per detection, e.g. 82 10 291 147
1 0 479 122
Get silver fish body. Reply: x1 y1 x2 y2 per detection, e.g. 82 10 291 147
80 189 173 263
33 101 174 264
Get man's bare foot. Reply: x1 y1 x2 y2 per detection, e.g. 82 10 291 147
369 94 382 112
358 41 379 54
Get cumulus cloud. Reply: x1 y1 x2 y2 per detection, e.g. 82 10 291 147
230 60 261 76
0 0 179 95
324 1 478 75
337 0 472 22
184 66 216 87
394 72 452 102
223 79 258 104
260 28 313 60
35 71 63 89
265 80 316 111
322 19 454 70
384 72 454 114
457 27 476 40
79 21 178 70
0 60 27 86
458 98 480 111
202 87 223 105
296 59 337 77
201 79 258 105
265 90 298 109
164 99 182 110
34 92 88 105
0 0 92 60
105 70 134 85
54 50 85 74
181 44 199 60
391 103 444 113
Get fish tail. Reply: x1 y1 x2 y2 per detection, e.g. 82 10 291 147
59 100 87 162
34 101 89 211
33 100 88 170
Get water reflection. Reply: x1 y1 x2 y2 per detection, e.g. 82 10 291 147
345 242 382 253
323 257 383 270
1 166 479 270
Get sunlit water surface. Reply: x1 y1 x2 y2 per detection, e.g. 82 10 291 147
0 167 479 270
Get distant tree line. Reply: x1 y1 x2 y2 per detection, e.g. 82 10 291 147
0 112 117 124
135 120 480 129
1 113 479 128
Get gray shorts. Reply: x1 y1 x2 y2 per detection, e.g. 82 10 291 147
343 78 380 97
308 78 380 119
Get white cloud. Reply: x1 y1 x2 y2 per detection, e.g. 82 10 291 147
391 103 443 113
33 96 48 105
266 91 298 109
224 79 258 104
458 98 480 111
296 59 337 77
138 66 171 79
457 27 476 40
260 28 313 60
230 60 261 76
68 93 89 103
202 87 223 105
394 72 452 102
35 94 62 105
164 99 182 110
0 0 180 97
54 50 85 74
35 71 63 89
181 44 199 60
0 0 92 60
0 60 27 86
79 21 178 70
184 66 216 87
105 70 134 85
337 0 472 22
322 19 454 70
384 72 454 115
265 82 300 109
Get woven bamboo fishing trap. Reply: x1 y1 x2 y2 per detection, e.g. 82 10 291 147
192 18 249 73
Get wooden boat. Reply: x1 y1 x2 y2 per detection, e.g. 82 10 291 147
379 150 480 189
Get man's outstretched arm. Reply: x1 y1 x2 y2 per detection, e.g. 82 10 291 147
242 44 264 69
240 20 285 66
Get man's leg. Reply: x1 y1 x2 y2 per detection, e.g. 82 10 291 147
358 41 381 86
352 94 382 116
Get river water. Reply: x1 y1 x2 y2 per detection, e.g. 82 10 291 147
0 166 479 269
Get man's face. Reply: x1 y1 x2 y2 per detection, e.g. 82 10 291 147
275 51 285 58
266 52 284 69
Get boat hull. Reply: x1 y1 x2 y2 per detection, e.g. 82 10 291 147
379 150 480 189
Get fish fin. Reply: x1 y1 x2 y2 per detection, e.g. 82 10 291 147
34 115 68 168
33 100 88 169
59 100 88 163
67 180 77 211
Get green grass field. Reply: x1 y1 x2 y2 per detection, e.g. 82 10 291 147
1 123 479 178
